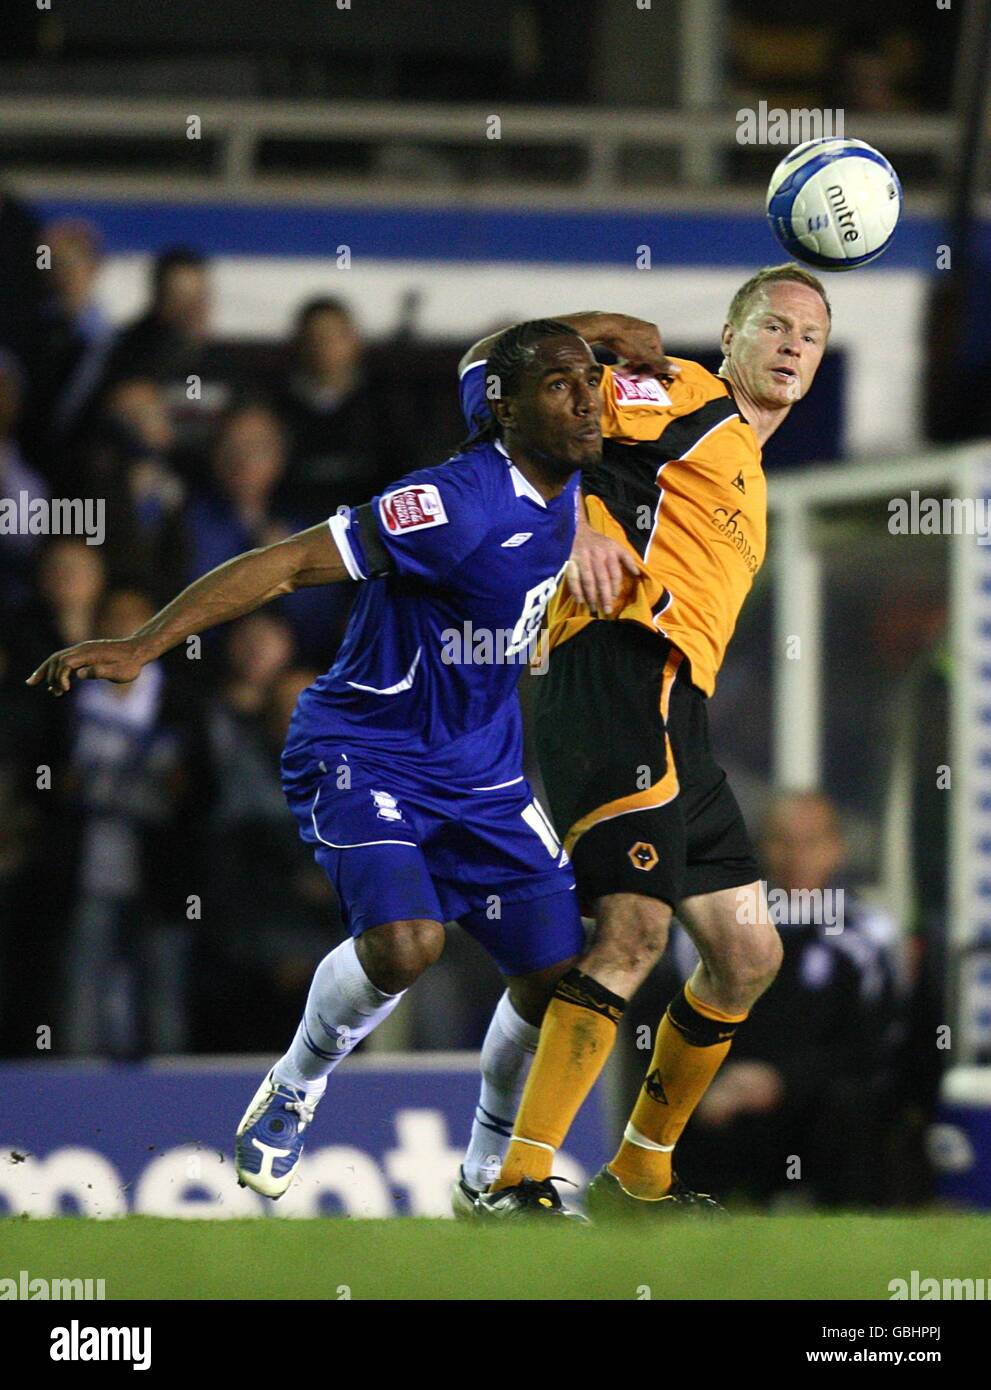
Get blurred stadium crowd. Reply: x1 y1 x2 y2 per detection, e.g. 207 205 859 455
0 192 474 1058
0 183 949 1205
2 2 956 112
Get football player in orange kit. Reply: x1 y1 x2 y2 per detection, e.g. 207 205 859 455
454 264 832 1218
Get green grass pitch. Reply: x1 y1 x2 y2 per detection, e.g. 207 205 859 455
3 1214 989 1300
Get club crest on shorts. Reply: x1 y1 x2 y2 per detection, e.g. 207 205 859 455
628 840 659 871
370 790 403 821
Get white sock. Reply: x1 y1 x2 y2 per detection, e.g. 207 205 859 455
462 992 539 1191
273 938 404 1096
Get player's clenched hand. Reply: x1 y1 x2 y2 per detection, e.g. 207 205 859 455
596 314 679 381
26 636 149 696
567 527 644 618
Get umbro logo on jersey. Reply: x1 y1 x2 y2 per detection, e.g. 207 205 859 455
732 471 746 493
501 532 533 548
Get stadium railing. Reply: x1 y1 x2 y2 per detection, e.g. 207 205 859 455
0 97 954 201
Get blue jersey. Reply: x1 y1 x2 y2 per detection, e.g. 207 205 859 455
284 435 579 784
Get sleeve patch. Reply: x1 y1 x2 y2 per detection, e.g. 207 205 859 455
379 484 449 534
612 374 671 407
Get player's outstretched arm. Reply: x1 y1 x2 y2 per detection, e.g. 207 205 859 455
26 521 349 696
458 311 677 380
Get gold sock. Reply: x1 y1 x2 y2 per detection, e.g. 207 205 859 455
609 982 748 1198
493 970 625 1190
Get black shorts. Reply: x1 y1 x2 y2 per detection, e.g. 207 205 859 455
533 621 758 910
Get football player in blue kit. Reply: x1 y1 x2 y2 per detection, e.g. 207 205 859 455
27 318 639 1214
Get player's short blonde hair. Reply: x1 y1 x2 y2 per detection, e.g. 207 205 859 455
726 264 832 329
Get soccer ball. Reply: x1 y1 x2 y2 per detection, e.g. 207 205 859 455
766 138 902 271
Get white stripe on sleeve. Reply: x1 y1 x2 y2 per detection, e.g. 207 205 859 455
327 511 366 581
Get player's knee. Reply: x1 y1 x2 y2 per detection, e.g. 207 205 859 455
755 925 785 988
589 894 671 980
716 925 783 1003
357 919 445 993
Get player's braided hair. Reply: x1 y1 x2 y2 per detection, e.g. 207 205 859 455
458 318 582 450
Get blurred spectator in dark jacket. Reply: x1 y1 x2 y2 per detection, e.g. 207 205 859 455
187 403 293 574
0 537 106 819
0 759 36 1051
188 402 349 666
618 791 907 1207
1 535 106 696
0 536 109 1054
59 586 213 1058
273 297 395 518
196 662 344 1052
19 219 114 485
99 247 236 468
84 378 189 603
218 611 296 717
0 187 50 362
831 29 906 113
0 349 50 609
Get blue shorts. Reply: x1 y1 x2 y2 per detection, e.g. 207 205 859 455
281 745 584 977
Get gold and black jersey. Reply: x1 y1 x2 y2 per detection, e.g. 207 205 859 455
546 358 767 696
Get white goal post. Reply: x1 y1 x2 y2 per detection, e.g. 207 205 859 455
769 442 991 1067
